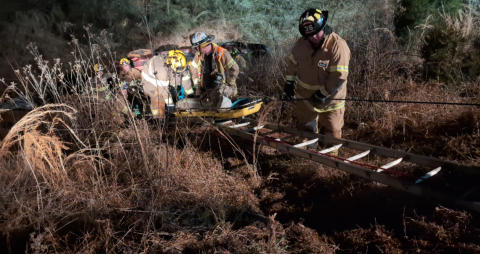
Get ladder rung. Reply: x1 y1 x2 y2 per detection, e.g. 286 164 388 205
319 144 343 154
345 150 370 162
415 167 442 184
253 125 265 131
216 120 233 125
230 122 250 129
377 158 403 173
244 125 265 133
293 138 318 148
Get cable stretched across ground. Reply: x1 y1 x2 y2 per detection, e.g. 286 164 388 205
268 97 480 107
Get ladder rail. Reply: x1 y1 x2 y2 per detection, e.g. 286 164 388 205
262 122 480 176
218 122 480 213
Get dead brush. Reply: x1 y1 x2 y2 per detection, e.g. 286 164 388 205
0 104 77 186
143 217 288 253
401 207 479 252
334 224 402 253
285 223 338 253
346 24 418 127
150 140 260 213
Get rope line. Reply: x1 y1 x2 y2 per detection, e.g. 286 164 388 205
329 98 480 107
263 96 480 107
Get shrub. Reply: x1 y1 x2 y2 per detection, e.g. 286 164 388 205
420 7 480 83
394 0 463 38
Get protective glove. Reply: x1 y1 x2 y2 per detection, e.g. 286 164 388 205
212 73 224 88
283 80 295 101
220 83 237 98
310 90 330 106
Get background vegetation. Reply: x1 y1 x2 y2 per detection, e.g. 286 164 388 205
1 0 480 253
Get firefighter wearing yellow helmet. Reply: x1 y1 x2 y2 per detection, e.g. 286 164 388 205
91 63 129 122
92 63 111 93
141 49 195 118
283 9 350 139
119 49 153 83
165 50 188 72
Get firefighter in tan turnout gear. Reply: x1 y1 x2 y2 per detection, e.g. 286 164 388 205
284 9 350 139
189 32 240 108
119 49 153 83
141 50 194 118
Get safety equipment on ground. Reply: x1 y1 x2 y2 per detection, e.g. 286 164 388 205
283 80 295 101
165 50 187 72
298 9 328 37
94 64 103 72
190 32 215 47
311 90 330 106
120 58 131 66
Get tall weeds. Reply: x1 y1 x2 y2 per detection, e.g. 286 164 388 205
1 0 479 252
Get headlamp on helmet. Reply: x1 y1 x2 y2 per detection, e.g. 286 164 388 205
299 9 328 37
165 50 187 72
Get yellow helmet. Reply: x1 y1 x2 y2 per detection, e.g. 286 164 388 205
165 50 187 72
94 63 104 72
119 58 131 66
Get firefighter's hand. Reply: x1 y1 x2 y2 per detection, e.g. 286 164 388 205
283 80 295 101
212 74 224 88
220 83 237 98
311 90 329 105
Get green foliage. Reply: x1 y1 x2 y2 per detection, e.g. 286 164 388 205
394 0 463 37
1 0 372 47
0 0 391 77
421 10 480 83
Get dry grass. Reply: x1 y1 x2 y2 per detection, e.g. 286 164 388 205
1 1 480 253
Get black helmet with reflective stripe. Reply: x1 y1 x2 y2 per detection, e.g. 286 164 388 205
298 9 328 37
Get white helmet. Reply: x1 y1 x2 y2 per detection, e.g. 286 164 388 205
190 32 215 47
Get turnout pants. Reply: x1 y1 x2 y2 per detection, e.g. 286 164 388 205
142 83 170 118
295 100 345 139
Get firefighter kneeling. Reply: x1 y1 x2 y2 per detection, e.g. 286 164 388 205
189 32 240 109
141 50 194 118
